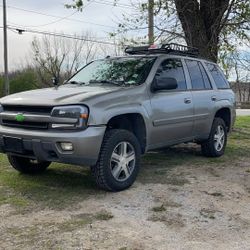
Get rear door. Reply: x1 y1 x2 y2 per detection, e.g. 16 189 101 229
184 59 215 138
149 58 194 148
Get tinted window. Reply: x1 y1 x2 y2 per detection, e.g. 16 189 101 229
185 60 212 90
198 62 212 89
206 63 230 89
155 59 187 90
186 60 204 90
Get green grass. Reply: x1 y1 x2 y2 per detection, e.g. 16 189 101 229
152 204 166 212
54 211 113 232
234 116 250 129
94 211 114 220
0 116 249 211
3 211 114 248
0 157 104 211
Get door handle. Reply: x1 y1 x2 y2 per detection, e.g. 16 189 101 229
184 98 192 104
211 96 217 101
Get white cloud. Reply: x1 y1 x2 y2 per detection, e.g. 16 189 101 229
0 0 133 72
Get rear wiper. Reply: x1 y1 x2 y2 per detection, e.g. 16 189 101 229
89 80 126 86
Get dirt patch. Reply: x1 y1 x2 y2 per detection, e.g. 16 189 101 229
0 156 250 249
149 212 185 228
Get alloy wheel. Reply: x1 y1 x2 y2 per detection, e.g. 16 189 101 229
214 125 225 152
110 141 136 182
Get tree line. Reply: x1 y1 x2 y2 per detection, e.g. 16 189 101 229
0 32 123 97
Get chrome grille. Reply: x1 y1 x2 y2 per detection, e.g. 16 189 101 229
2 105 52 114
1 105 53 130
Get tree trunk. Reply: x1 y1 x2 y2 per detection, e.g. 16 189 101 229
174 0 230 62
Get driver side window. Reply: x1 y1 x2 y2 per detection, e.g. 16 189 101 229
156 59 187 90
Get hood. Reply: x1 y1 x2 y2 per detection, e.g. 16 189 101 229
0 84 123 106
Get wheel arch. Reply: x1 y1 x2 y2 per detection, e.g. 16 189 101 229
106 113 147 154
214 107 231 132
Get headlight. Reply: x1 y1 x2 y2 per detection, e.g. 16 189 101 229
50 105 89 130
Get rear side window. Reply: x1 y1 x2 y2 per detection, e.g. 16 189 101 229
185 60 212 90
156 59 187 90
206 63 230 89
198 62 212 89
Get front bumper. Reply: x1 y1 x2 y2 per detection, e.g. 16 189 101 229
0 125 106 166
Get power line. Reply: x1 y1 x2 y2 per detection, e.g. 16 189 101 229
92 0 136 9
0 4 148 34
6 25 119 46
9 10 79 28
0 5 116 29
0 25 142 47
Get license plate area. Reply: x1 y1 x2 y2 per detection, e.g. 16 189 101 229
3 136 24 154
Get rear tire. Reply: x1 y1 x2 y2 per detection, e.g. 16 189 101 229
201 118 227 157
91 129 141 192
8 155 50 174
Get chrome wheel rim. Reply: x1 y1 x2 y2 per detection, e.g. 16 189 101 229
214 125 225 152
110 141 136 182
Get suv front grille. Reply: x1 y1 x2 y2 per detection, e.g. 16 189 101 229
2 120 49 129
1 105 53 130
2 105 53 114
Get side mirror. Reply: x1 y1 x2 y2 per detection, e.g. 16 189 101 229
52 77 59 87
152 77 178 92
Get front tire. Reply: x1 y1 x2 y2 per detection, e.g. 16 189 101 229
91 129 141 191
8 155 50 174
201 118 227 157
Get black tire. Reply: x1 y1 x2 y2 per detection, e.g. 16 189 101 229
91 129 141 192
8 155 50 174
201 118 227 157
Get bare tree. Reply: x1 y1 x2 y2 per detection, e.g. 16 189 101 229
98 36 126 57
225 50 250 104
31 31 98 87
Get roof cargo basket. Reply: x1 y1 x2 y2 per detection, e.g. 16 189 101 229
125 43 199 57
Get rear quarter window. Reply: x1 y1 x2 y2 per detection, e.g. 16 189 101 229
205 63 230 89
185 59 212 90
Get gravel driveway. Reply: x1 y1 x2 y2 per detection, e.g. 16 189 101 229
0 148 250 250
0 117 250 250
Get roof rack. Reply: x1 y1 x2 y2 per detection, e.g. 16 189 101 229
124 43 199 57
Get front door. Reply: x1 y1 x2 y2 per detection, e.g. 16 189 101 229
149 58 194 148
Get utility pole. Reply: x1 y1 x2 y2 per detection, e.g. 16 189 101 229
3 0 10 96
148 0 154 45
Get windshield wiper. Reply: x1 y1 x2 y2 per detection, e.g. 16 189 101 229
89 80 126 86
66 80 86 85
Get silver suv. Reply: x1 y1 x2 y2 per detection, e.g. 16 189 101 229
0 44 236 191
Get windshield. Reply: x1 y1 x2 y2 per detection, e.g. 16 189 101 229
67 57 156 86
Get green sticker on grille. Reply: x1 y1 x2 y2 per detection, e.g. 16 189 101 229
16 114 25 122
